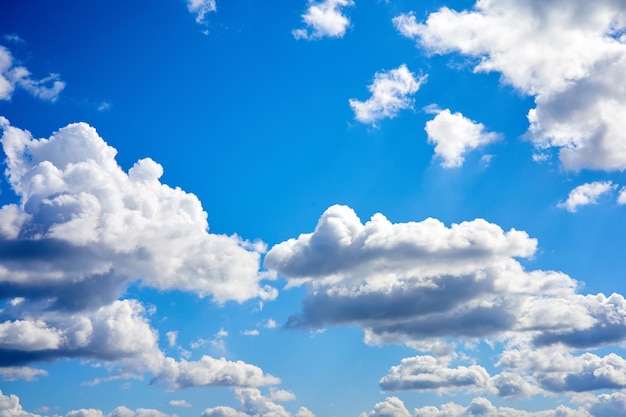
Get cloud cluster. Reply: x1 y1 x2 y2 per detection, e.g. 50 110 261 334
266 204 626 397
0 119 279 387
349 65 426 126
361 393 626 417
292 0 354 40
0 46 65 102
558 181 617 212
394 1 626 171
424 107 501 167
202 388 314 417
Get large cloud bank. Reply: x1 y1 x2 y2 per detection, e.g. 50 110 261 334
0 119 278 388
266 205 626 398
394 0 626 171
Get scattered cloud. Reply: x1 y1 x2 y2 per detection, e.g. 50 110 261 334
0 118 276 307
424 107 501 168
242 329 259 336
394 2 626 171
266 204 626 399
558 181 616 212
202 388 314 417
349 65 426 126
0 46 65 102
187 0 216 25
0 366 47 382
168 400 191 408
264 319 277 329
153 356 280 390
617 187 626 205
166 331 178 348
358 397 411 417
292 0 354 40
379 355 490 393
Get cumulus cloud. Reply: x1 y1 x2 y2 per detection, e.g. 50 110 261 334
394 2 626 171
154 356 280 390
379 355 490 392
0 46 65 102
167 400 190 408
358 397 412 417
349 65 426 125
202 388 314 417
187 0 216 24
0 118 275 306
266 204 626 399
424 108 501 168
292 0 354 40
0 366 47 382
558 181 616 212
0 119 283 389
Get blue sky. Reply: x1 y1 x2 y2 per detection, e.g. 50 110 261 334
2 0 626 416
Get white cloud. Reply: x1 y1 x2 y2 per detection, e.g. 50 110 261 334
266 204 626 400
0 46 65 102
358 397 412 417
202 388 314 417
292 0 354 40
0 390 41 417
167 400 191 408
394 2 626 171
0 119 276 306
187 0 216 24
349 65 426 126
166 331 178 348
424 108 501 168
557 181 616 212
379 355 490 392
242 329 259 336
0 366 47 382
412 396 589 417
264 319 277 329
154 356 280 390
617 187 626 205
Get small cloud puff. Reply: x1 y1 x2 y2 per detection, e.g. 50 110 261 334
424 107 501 168
293 0 354 40
558 181 616 212
350 65 426 126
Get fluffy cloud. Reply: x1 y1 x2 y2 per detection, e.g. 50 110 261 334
265 204 543 339
0 119 282 388
266 204 626 399
154 356 280 390
394 1 626 171
0 118 275 306
424 108 501 168
201 388 314 417
349 65 426 125
0 390 41 417
0 46 65 102
0 366 47 382
358 397 412 417
379 355 490 392
292 0 354 40
187 0 216 24
558 181 617 212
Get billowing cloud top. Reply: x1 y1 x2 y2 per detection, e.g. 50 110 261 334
0 118 276 305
